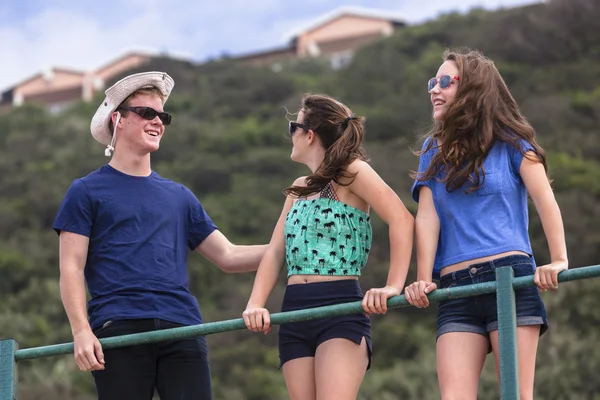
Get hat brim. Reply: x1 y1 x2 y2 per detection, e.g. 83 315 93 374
90 71 175 146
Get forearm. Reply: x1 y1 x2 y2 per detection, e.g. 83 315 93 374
60 267 91 335
223 244 269 273
386 215 414 290
537 197 568 265
415 214 439 281
247 250 283 308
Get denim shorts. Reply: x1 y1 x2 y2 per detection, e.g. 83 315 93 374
437 254 548 342
278 279 372 369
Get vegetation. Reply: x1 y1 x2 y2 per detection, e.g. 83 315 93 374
1 0 599 398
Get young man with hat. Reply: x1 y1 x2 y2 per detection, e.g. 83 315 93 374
53 71 267 399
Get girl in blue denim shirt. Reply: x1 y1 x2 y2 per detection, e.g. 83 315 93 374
405 49 568 400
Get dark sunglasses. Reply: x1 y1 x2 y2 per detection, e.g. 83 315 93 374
427 75 460 93
289 121 309 137
117 106 172 125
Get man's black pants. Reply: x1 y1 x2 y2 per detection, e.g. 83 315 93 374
91 319 212 400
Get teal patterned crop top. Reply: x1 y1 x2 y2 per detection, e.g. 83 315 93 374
284 194 373 277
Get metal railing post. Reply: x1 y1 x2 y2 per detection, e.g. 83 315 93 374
495 266 519 400
0 338 19 400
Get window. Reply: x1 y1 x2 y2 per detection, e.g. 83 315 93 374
330 51 354 70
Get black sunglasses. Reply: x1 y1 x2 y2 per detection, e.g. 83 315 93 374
117 106 172 125
427 75 460 93
289 121 309 136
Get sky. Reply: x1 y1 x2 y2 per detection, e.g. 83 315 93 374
0 0 541 92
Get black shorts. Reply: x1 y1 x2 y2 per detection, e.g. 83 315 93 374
278 279 372 369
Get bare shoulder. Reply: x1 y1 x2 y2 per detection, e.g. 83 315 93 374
338 160 375 189
279 176 307 212
292 176 309 187
345 159 373 178
347 159 371 173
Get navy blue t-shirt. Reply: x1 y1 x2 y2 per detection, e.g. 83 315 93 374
52 164 217 330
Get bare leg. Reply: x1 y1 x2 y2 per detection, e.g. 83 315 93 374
437 332 489 400
282 357 316 400
490 325 540 400
314 338 369 400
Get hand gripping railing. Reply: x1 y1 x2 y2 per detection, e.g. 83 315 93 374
2 264 600 400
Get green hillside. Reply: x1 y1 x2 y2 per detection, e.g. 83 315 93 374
1 0 599 398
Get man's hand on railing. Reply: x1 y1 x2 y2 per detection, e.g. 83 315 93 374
405 281 438 308
534 260 569 292
243 306 272 334
73 329 105 372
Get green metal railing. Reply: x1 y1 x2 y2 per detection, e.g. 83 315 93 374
2 264 600 399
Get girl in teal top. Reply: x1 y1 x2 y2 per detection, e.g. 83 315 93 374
284 188 373 277
243 94 414 400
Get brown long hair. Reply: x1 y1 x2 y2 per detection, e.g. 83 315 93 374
283 94 369 198
414 49 547 193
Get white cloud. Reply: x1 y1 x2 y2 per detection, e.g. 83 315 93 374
0 7 211 91
0 0 541 91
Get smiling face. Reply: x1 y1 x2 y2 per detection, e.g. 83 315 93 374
430 60 459 121
113 93 166 155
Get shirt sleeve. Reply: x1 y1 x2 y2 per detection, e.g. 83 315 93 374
187 191 218 250
52 179 94 237
507 139 537 177
411 137 435 203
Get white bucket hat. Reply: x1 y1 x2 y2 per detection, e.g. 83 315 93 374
90 71 175 156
